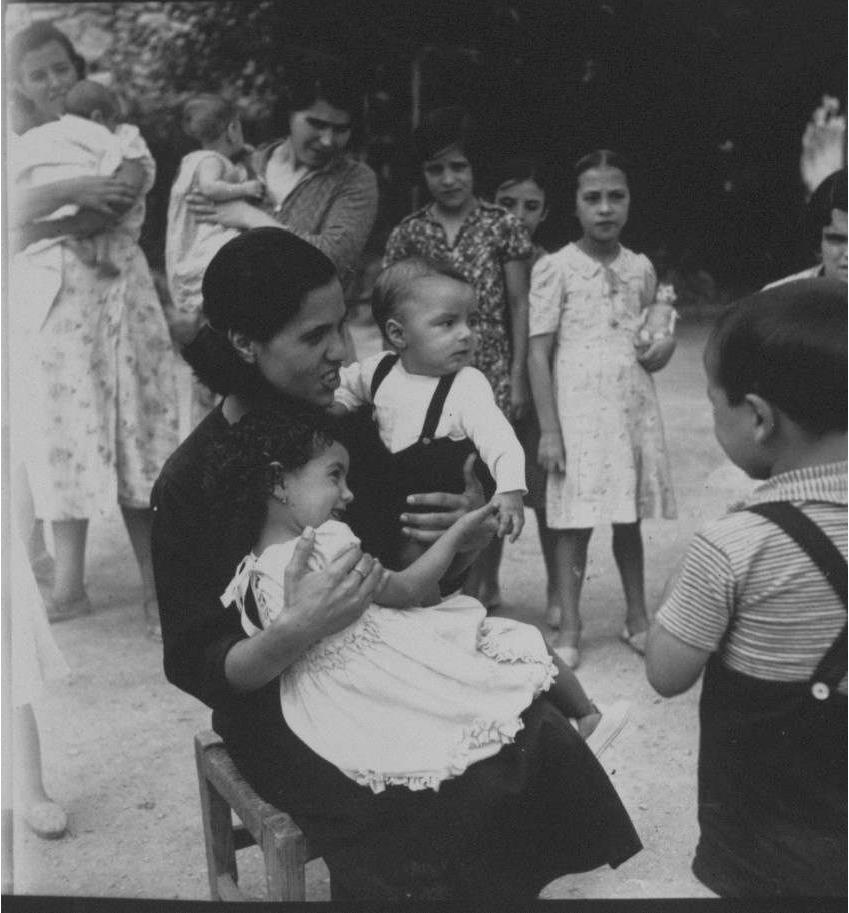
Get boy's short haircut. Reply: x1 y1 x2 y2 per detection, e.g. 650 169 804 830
64 79 119 121
706 277 847 435
371 257 471 341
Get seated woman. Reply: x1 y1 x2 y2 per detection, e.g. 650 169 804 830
151 228 642 904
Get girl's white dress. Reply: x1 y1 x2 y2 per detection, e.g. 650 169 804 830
222 520 556 793
529 243 677 528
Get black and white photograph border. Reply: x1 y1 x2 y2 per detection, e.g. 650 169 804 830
2 0 846 909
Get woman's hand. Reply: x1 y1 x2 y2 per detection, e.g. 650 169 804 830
72 175 138 215
185 191 219 222
186 192 276 231
164 306 205 348
637 335 676 372
538 429 565 474
281 527 384 640
402 453 492 548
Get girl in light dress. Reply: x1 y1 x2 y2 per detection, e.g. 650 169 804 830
211 406 606 793
165 94 265 438
527 149 677 669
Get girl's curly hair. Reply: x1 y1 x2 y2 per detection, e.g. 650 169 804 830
204 405 337 546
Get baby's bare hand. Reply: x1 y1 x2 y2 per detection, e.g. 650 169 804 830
491 491 525 542
244 179 265 199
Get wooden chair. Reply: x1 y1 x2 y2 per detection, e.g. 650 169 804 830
194 729 320 901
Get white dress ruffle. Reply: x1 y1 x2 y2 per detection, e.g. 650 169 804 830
222 520 555 793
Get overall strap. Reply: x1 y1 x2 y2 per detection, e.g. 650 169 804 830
746 501 847 694
420 373 459 443
370 352 400 399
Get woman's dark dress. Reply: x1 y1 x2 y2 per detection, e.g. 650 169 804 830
151 405 641 902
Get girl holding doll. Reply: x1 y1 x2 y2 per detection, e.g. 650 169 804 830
528 149 677 668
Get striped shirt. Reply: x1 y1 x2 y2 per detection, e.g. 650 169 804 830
656 462 847 690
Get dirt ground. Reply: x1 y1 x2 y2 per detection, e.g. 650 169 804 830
9 319 741 903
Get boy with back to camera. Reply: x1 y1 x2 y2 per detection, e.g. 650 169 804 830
645 278 847 897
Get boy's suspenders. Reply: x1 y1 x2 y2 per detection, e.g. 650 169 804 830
746 501 847 698
370 352 460 444
370 352 399 398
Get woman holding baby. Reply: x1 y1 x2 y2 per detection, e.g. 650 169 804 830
8 21 177 636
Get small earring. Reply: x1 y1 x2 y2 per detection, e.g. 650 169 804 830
272 491 288 505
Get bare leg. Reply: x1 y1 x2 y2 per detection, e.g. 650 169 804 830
612 521 649 635
535 507 562 627
14 705 67 839
120 505 160 639
462 536 504 609
550 528 592 650
50 519 88 608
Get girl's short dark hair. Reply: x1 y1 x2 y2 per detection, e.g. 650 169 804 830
806 169 848 253
184 228 337 397
277 49 361 125
8 21 86 133
413 105 480 164
706 277 847 436
489 156 549 200
205 406 337 547
371 256 471 342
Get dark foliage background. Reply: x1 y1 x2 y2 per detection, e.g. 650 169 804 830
6 0 847 295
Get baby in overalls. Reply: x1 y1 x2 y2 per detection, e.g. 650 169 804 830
332 256 526 569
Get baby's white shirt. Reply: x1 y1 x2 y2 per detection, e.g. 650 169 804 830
335 352 526 494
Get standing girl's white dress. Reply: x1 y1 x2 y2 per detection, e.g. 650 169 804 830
222 520 556 793
530 243 676 528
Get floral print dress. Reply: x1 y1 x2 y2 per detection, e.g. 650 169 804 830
10 135 178 520
383 201 532 414
529 243 677 528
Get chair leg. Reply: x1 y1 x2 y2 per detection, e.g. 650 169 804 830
195 742 238 900
262 812 307 901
